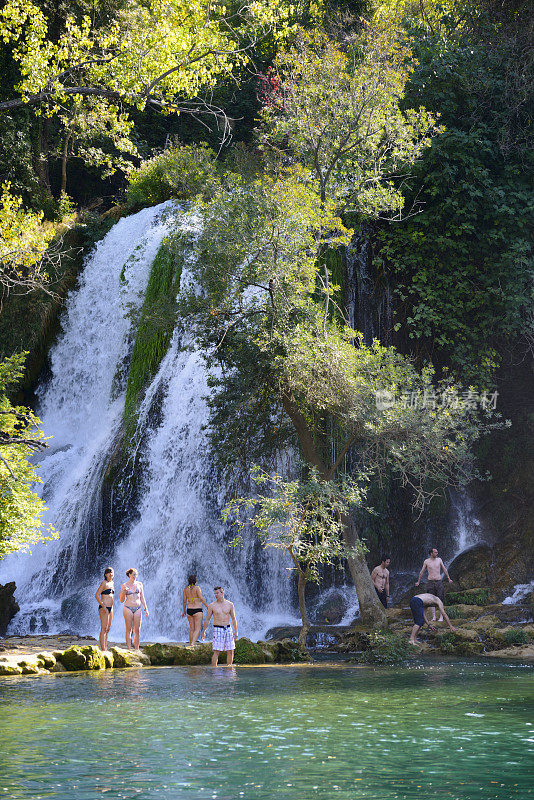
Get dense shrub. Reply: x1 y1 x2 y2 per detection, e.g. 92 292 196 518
446 589 490 607
127 141 219 206
503 628 528 646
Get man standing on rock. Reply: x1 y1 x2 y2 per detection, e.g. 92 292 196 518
371 556 391 608
201 586 238 666
409 593 456 646
415 547 452 620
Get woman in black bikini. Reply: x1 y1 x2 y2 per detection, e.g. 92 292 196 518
119 567 149 650
95 567 114 651
182 574 208 645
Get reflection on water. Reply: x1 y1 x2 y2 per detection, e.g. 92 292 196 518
0 660 532 800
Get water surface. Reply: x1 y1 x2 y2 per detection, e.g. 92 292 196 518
0 660 532 799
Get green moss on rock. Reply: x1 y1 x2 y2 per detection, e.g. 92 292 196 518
446 588 491 606
233 638 266 665
172 645 212 665
57 646 87 671
36 652 56 670
0 664 22 675
111 647 150 668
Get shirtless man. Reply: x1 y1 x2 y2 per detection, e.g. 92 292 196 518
201 587 239 666
415 547 452 620
371 557 390 608
409 593 456 646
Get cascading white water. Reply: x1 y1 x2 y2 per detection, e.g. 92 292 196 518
0 204 296 640
448 488 483 559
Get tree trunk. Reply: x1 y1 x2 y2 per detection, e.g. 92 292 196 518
343 514 387 628
60 129 73 195
34 117 51 195
297 570 310 648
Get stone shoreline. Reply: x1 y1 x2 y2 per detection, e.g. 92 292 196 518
0 635 311 676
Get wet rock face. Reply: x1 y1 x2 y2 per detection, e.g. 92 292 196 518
0 582 20 636
449 544 494 589
311 592 348 625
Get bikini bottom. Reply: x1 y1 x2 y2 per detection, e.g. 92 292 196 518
125 605 143 615
99 605 112 613
187 608 203 616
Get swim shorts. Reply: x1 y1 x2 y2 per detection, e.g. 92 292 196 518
410 596 425 627
212 624 235 651
375 588 388 608
425 579 444 600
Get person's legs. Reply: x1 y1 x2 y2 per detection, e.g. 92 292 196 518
104 609 113 650
211 649 220 666
226 647 234 666
133 610 142 650
409 597 425 644
375 588 387 608
409 624 421 645
98 607 107 650
123 607 132 649
426 581 437 620
186 613 195 645
191 613 202 645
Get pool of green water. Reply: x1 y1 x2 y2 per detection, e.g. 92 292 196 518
0 660 532 800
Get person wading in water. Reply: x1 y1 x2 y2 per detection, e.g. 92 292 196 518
415 547 453 621
119 568 149 650
182 574 208 645
95 567 114 651
201 586 238 666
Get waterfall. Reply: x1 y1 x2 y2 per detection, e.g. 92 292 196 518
0 204 295 640
448 488 484 560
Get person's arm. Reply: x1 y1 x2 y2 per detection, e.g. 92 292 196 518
182 588 187 617
119 584 126 604
95 582 105 607
415 561 427 586
385 571 390 599
437 600 455 630
201 607 213 640
139 583 149 617
423 608 437 631
229 603 238 640
440 559 453 583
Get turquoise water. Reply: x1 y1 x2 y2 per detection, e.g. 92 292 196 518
0 660 532 800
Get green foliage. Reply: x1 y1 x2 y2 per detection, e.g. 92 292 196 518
0 352 56 557
376 2 533 382
360 629 408 664
445 589 490 606
503 628 527 646
225 466 365 582
123 235 184 434
126 141 220 206
444 605 463 619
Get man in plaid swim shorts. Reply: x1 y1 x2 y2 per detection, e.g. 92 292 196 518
201 586 239 666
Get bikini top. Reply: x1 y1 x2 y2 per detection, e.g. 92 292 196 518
125 584 140 596
101 587 114 596
186 585 199 604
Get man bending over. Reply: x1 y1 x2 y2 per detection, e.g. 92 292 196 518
409 593 456 646
201 586 238 666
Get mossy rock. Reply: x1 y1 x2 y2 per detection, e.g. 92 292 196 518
50 661 67 673
445 588 491 606
36 652 56 670
80 646 106 670
111 647 150 668
233 638 267 665
102 651 114 668
445 604 482 619
485 645 534 661
142 643 184 666
360 631 408 665
274 638 312 663
0 664 22 675
469 614 501 631
172 644 212 665
258 641 277 663
435 631 484 655
57 646 87 671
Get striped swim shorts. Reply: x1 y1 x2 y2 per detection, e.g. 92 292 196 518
212 624 235 652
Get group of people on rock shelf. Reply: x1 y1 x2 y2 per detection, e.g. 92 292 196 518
371 546 456 646
95 548 455 661
95 569 238 666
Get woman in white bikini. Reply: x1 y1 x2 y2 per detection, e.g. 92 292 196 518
95 567 114 651
182 574 208 645
119 568 149 650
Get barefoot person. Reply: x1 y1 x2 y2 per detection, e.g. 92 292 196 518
119 568 149 650
409 593 456 646
95 567 114 651
415 547 452 620
201 586 238 666
182 574 208 645
371 557 391 608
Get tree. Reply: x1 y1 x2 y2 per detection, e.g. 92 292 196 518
225 467 364 645
259 22 437 212
185 165 491 626
0 352 56 557
0 184 57 302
